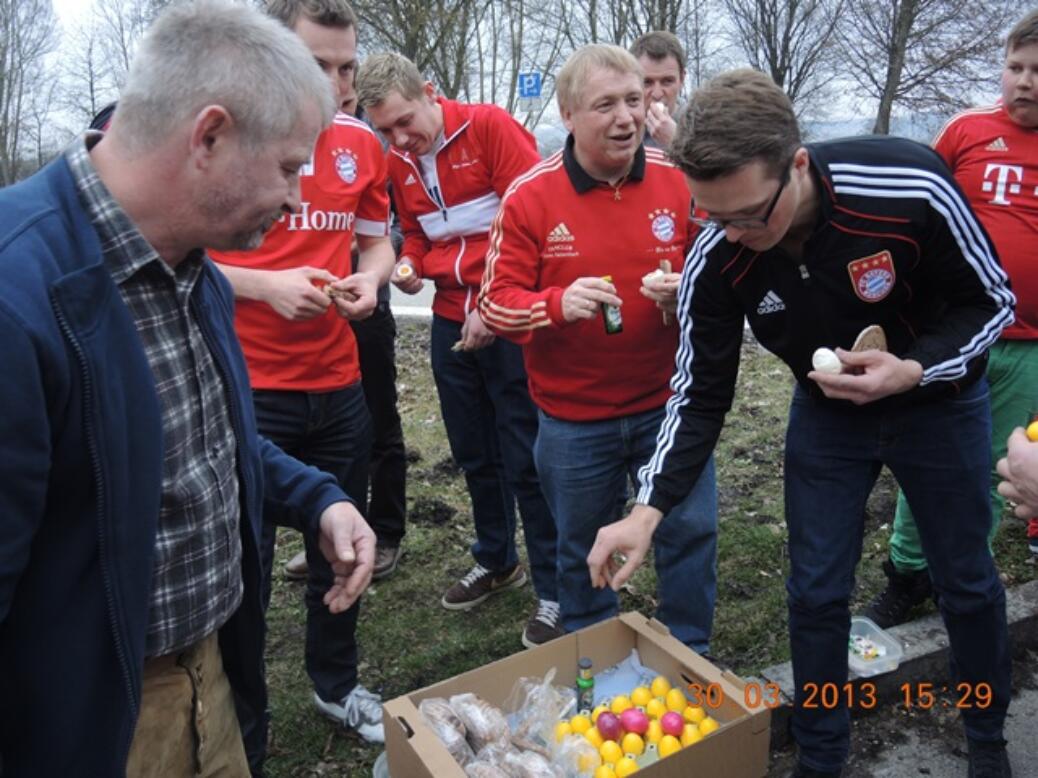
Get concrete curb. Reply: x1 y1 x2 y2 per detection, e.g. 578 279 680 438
754 579 1038 749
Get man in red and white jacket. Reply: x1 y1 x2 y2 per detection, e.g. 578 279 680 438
211 0 393 747
478 44 718 652
357 52 562 647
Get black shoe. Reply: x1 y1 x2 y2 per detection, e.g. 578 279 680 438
790 763 842 777
863 558 932 628
967 738 1012 778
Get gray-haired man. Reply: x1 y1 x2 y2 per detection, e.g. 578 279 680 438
0 1 374 775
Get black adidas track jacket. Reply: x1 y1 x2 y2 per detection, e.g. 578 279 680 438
638 135 1015 515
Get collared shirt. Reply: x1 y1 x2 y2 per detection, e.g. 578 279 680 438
66 134 243 657
562 134 647 194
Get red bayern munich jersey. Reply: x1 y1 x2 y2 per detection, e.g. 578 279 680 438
933 104 1038 339
479 144 694 421
214 114 390 390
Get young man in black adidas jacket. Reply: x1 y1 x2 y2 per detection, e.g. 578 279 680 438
588 69 1015 778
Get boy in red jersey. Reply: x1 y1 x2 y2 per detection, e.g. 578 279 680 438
211 0 393 745
357 53 562 647
866 9 1038 629
478 44 718 653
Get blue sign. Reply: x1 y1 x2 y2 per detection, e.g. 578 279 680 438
518 72 542 99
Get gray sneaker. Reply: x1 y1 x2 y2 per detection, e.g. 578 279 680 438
522 600 564 648
283 550 308 581
373 544 402 581
312 685 385 743
441 563 527 610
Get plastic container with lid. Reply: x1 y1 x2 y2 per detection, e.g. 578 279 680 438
848 615 902 678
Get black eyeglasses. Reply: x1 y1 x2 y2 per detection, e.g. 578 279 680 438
692 165 791 231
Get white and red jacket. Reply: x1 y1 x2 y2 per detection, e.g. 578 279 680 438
388 97 539 322
933 103 1038 340
479 140 695 421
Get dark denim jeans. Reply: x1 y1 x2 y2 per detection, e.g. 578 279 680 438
252 383 372 704
533 406 718 651
430 315 557 601
351 304 407 547
784 380 1010 772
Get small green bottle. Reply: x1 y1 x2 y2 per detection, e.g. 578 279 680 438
576 657 595 711
600 275 623 335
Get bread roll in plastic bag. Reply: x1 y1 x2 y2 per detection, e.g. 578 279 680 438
449 693 512 753
419 696 475 766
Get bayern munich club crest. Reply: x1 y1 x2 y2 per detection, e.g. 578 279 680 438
649 208 677 242
333 148 358 184
847 250 895 302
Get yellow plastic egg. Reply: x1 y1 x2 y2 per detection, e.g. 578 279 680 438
591 704 609 723
665 687 688 712
698 716 720 735
610 695 633 715
600 740 624 764
645 698 667 720
650 675 672 698
594 766 618 778
645 719 663 744
615 756 640 776
683 704 706 724
620 732 645 756
658 734 682 758
555 721 572 742
585 726 605 749
579 750 603 771
681 723 703 746
570 714 592 735
630 686 653 707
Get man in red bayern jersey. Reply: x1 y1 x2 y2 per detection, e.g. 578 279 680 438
866 9 1038 628
211 0 394 747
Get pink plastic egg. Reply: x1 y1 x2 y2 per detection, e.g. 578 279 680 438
596 711 623 741
619 707 649 735
660 711 684 737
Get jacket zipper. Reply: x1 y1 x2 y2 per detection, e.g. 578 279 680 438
51 292 138 768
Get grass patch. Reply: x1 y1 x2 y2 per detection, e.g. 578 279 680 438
262 320 1035 777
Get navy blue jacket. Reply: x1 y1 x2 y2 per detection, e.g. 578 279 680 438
0 154 347 775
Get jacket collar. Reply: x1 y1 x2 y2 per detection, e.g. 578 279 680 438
563 134 646 194
389 97 471 164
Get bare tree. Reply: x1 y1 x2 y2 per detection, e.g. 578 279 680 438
92 0 171 90
59 20 115 128
836 0 1016 134
723 0 844 112
469 0 569 127
353 0 489 98
0 0 58 184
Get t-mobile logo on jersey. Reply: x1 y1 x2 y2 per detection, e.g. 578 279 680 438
280 202 355 231
981 163 1023 206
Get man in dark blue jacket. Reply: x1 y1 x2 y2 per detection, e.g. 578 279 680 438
0 1 375 775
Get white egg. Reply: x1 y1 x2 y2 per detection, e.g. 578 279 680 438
812 347 842 374
642 268 665 285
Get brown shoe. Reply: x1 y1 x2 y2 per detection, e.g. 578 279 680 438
372 545 402 580
441 563 527 610
522 600 564 648
283 551 308 581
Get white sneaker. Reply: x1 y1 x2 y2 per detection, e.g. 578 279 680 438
313 685 385 743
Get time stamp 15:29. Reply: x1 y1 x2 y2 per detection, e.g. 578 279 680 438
686 681 994 711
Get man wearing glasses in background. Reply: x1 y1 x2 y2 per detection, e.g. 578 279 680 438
589 69 1015 777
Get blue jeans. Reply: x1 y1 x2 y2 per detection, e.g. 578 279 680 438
430 315 557 601
533 406 718 651
252 384 372 704
784 380 1010 772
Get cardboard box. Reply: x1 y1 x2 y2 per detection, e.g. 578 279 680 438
383 612 771 777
